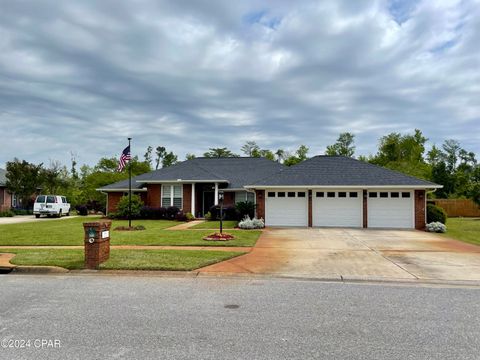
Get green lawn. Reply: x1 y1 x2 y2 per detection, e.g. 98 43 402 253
441 217 480 246
189 220 238 229
7 248 245 271
0 217 260 247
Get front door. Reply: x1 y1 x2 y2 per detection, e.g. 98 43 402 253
202 191 215 216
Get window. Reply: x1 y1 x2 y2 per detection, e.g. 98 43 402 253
235 191 255 204
327 192 335 198
62 196 67 203
380 192 388 198
288 192 296 198
369 192 377 198
0 189 4 205
46 196 56 203
268 192 276 198
12 194 17 208
247 192 255 203
391 192 399 198
349 192 358 198
316 192 324 197
277 192 286 197
338 192 347 198
36 195 46 203
402 192 411 198
162 185 183 208
297 192 306 197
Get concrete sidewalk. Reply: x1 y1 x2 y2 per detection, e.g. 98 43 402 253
0 215 80 225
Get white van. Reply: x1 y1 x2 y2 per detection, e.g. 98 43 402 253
33 195 71 218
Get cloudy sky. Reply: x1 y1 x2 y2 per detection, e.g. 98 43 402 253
0 0 479 168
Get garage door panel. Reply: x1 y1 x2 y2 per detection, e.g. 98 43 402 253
265 193 308 227
313 192 362 227
368 191 414 228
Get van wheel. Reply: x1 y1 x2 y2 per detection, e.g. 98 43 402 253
58 210 62 218
35 214 40 218
66 212 70 216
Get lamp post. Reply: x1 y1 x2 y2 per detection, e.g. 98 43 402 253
218 190 224 234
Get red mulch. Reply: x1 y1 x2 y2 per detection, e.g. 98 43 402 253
203 232 235 241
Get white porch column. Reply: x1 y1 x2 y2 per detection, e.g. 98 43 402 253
191 183 195 216
214 182 219 205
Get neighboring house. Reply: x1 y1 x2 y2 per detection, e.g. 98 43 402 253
98 156 442 229
0 168 16 211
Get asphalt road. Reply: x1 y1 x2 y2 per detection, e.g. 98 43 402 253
0 275 479 360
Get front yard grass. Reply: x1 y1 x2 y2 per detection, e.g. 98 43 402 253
190 220 238 229
7 248 245 271
441 217 480 246
0 217 261 247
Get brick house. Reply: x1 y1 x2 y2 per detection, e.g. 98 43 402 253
0 168 16 211
98 156 442 229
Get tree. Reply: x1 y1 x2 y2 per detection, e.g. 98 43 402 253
41 160 69 194
203 148 239 158
5 159 44 208
185 153 196 160
325 132 355 157
241 141 260 156
155 146 166 170
144 146 153 166
162 152 178 168
284 145 309 166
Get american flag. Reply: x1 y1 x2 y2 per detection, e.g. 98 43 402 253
117 145 131 171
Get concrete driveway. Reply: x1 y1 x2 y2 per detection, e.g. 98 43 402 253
0 215 79 225
200 228 480 282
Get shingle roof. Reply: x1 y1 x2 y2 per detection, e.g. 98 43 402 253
248 156 440 187
97 175 147 191
98 157 285 191
0 168 6 186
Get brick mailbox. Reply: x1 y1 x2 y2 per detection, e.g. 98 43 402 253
83 220 112 269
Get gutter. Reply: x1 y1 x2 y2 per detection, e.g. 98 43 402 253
244 185 444 190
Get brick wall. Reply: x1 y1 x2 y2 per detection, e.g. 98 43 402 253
107 193 123 215
146 184 161 207
415 190 426 230
183 184 192 213
255 190 265 219
224 192 235 206
0 188 11 211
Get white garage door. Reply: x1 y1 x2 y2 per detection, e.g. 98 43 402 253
368 191 414 228
265 190 308 227
313 190 362 227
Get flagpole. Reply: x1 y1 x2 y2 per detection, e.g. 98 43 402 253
128 137 132 228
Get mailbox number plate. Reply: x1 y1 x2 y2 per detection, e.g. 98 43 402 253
102 230 109 239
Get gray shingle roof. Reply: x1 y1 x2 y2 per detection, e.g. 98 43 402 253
97 175 146 191
0 168 6 186
248 156 440 187
98 157 285 191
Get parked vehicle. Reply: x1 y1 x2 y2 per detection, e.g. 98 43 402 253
33 195 71 218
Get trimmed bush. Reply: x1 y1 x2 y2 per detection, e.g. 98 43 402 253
238 215 265 229
140 206 167 219
208 205 238 221
12 209 33 215
166 206 180 219
427 204 447 224
175 211 187 221
116 194 144 219
76 205 88 216
0 210 15 217
236 201 255 220
426 222 447 233
185 212 195 221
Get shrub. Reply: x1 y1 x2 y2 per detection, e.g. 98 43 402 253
426 222 447 233
140 206 167 219
185 212 195 221
238 215 265 229
166 206 180 219
204 211 212 221
209 205 238 221
236 201 255 220
427 204 447 224
175 211 187 221
12 209 33 215
116 194 144 219
76 205 88 216
0 210 15 217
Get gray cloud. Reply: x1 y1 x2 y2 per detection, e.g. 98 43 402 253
0 0 479 168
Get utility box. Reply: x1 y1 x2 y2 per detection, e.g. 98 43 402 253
83 220 112 269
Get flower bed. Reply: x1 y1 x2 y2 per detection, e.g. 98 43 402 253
203 232 235 241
